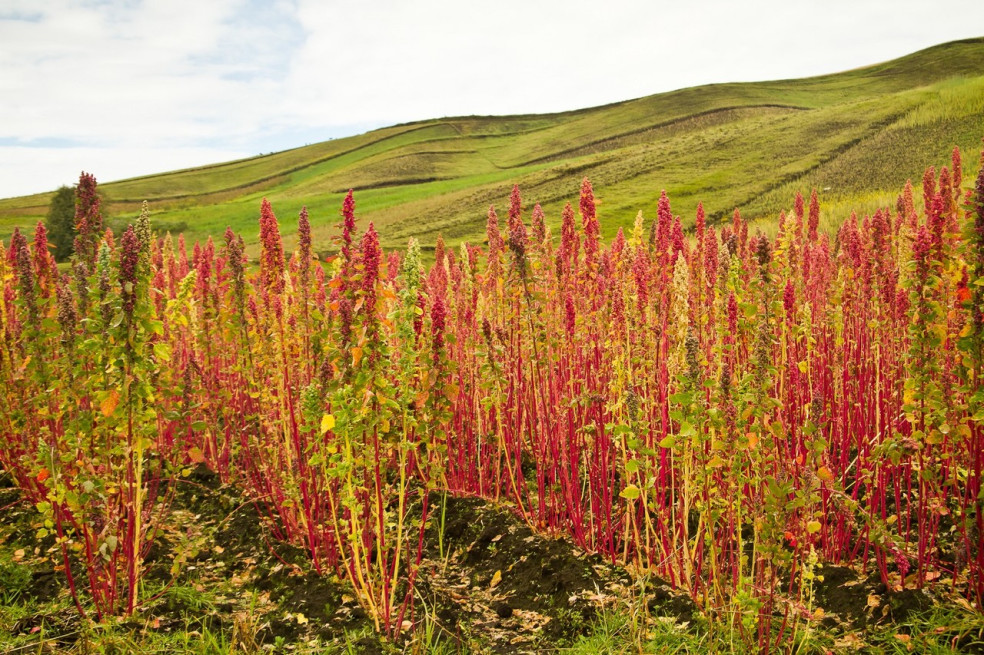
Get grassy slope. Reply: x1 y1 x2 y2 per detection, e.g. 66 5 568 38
1 37 982 255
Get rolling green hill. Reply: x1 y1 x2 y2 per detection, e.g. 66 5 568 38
2 37 983 256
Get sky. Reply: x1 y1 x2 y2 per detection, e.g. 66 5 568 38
1 0 983 199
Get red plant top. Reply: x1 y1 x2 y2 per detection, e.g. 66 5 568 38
486 205 503 255
922 167 937 219
794 191 805 223
298 206 311 276
259 198 285 296
32 222 52 288
119 226 140 318
341 190 357 271
580 178 599 267
560 202 578 276
913 223 933 280
361 222 381 336
704 226 718 295
507 185 522 233
10 229 32 294
655 191 672 262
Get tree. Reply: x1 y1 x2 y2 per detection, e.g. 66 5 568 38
45 185 75 262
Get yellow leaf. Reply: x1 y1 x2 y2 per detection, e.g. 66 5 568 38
295 612 308 625
490 570 502 589
380 418 391 433
903 387 915 407
817 466 835 483
351 347 363 367
101 390 120 418
806 520 822 534
745 433 759 450
320 414 336 434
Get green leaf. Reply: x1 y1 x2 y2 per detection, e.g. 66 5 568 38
619 485 641 500
153 342 171 362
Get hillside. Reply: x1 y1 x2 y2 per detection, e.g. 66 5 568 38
1 37 983 255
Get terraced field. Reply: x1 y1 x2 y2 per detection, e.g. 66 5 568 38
1 37 982 255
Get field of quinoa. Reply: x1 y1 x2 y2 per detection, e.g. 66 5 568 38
1 143 984 653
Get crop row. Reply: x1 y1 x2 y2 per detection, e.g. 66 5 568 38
1 145 983 648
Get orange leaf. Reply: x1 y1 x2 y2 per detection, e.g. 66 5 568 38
36 468 49 483
101 390 120 418
818 466 835 483
187 447 205 464
351 347 363 367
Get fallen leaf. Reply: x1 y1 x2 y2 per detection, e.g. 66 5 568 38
490 570 502 589
13 549 25 561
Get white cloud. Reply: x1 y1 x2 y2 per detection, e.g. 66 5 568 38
1 0 983 198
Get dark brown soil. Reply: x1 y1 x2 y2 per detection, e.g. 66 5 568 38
148 465 379 648
1 466 380 652
414 493 694 653
3 467 981 653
